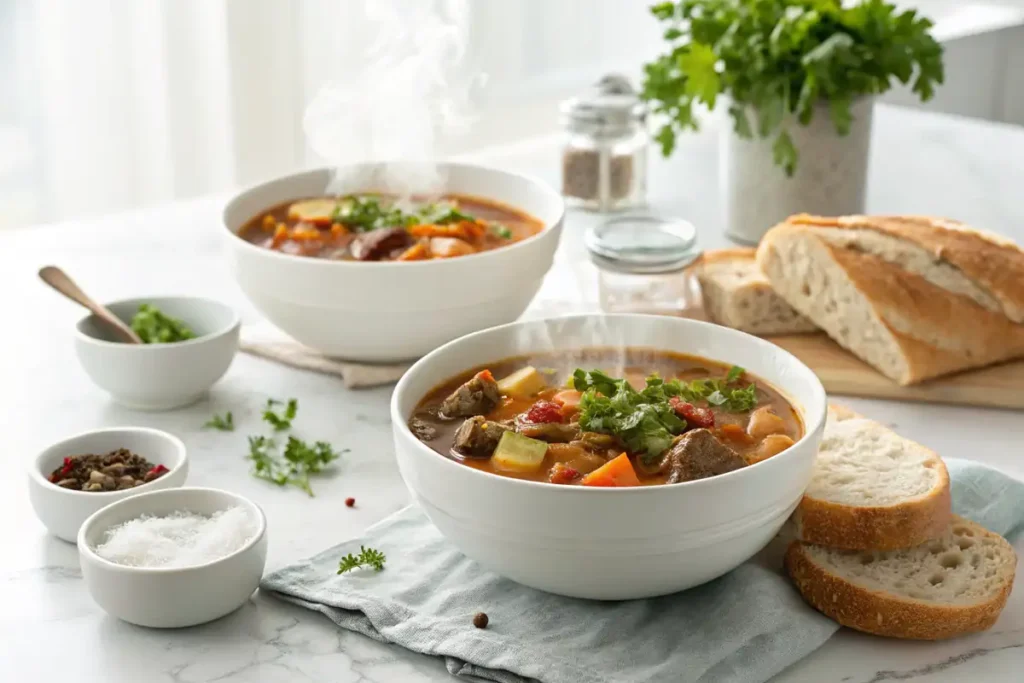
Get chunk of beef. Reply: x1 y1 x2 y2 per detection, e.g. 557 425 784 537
664 428 747 484
408 416 438 441
517 420 582 443
453 416 513 458
441 370 501 418
350 227 411 261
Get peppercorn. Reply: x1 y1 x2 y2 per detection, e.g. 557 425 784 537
345 497 355 507
472 612 488 629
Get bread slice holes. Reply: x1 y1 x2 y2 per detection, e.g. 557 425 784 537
957 538 975 550
928 573 945 586
928 542 945 554
922 461 935 469
971 554 981 568
986 551 995 560
939 552 962 569
859 553 874 565
801 283 811 296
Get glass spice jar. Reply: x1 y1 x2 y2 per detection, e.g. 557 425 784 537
560 74 648 212
586 215 703 316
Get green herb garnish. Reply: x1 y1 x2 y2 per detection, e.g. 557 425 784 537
330 196 416 232
337 546 387 574
418 202 476 225
262 398 298 431
247 434 345 497
130 304 196 344
204 411 234 431
490 223 513 239
641 0 944 175
571 365 758 463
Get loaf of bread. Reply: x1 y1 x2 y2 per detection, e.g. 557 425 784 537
695 248 817 335
757 215 1024 385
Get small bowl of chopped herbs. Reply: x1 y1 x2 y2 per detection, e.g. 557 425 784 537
74 296 240 410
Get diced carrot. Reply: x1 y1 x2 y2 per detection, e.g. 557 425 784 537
581 453 641 487
261 214 276 231
408 221 487 241
477 369 495 383
330 222 349 237
291 225 323 240
552 390 582 414
270 224 289 249
718 423 754 445
429 237 476 258
397 242 430 261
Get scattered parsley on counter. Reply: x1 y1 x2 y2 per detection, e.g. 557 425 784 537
203 411 234 431
337 546 387 574
130 304 196 344
262 398 298 431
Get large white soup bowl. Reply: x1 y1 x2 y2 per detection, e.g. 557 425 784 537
223 163 564 362
391 314 827 600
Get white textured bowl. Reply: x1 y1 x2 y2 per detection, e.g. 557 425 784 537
78 487 268 628
391 314 828 600
75 296 240 410
28 427 189 542
223 163 565 362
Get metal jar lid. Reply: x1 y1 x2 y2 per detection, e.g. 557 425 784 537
561 74 646 138
586 215 701 274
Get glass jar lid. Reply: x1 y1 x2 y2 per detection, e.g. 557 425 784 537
561 74 646 137
586 215 701 274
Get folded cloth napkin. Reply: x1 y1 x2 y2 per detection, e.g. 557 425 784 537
239 324 410 389
260 459 1024 683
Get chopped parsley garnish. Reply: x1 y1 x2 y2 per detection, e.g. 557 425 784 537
571 365 758 463
490 223 513 239
262 398 298 431
130 304 196 344
330 196 416 232
338 546 387 574
417 202 476 225
203 411 234 431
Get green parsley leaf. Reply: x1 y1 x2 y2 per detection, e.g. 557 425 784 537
417 202 476 225
263 398 298 431
130 304 196 344
726 365 744 383
337 546 387 574
490 223 513 239
203 411 234 431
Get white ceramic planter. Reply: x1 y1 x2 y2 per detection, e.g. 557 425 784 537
722 98 874 244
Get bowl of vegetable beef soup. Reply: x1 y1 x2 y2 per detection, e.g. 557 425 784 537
223 163 564 361
391 314 827 599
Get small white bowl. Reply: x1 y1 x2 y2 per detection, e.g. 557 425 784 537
392 314 828 600
223 163 565 362
28 427 189 542
75 296 240 410
78 487 268 628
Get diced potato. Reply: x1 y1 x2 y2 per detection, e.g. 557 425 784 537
496 366 546 398
747 406 787 439
492 431 548 473
287 199 337 225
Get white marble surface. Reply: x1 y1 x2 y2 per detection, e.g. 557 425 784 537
2 104 1024 682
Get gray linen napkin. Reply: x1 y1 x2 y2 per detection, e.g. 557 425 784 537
260 458 1024 683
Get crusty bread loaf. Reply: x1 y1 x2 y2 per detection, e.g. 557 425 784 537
695 248 818 335
786 516 1017 640
793 408 951 550
756 216 1024 384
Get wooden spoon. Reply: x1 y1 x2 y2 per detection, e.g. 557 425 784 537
39 266 144 344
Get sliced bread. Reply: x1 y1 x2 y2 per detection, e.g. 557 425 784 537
756 216 1024 385
695 248 818 335
785 516 1017 640
792 408 951 550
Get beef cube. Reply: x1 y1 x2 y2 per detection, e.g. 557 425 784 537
350 227 411 261
665 428 747 483
409 416 438 441
441 370 501 418
453 416 513 458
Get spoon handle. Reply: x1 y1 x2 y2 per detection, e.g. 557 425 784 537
38 266 144 344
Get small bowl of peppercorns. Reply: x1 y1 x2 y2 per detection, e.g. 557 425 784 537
28 426 189 542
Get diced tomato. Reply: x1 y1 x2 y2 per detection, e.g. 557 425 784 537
524 400 564 424
548 462 581 485
669 397 715 428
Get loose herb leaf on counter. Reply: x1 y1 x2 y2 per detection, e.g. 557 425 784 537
337 546 387 574
246 434 345 497
130 304 196 344
571 365 759 463
263 398 298 431
204 411 235 431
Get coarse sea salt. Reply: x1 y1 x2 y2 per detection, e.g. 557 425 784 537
95 507 257 568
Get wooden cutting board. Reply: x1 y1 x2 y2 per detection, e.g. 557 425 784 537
763 333 1024 410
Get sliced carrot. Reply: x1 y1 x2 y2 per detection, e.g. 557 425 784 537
330 222 349 238
270 223 289 249
397 242 430 261
552 390 582 414
290 225 323 241
408 221 487 241
581 453 640 487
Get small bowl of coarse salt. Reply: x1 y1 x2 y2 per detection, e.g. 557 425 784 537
77 487 268 628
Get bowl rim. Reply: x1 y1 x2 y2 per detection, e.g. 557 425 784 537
76 486 268 574
29 426 188 498
391 313 828 495
74 295 240 350
221 162 566 269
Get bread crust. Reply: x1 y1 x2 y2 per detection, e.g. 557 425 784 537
785 520 1016 640
789 214 1024 324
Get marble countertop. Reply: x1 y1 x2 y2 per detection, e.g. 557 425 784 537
2 104 1023 682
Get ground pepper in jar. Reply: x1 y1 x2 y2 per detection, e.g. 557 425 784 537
47 449 169 491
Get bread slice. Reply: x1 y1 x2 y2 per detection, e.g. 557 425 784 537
695 248 818 335
756 218 1024 384
792 409 951 550
786 516 1017 640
